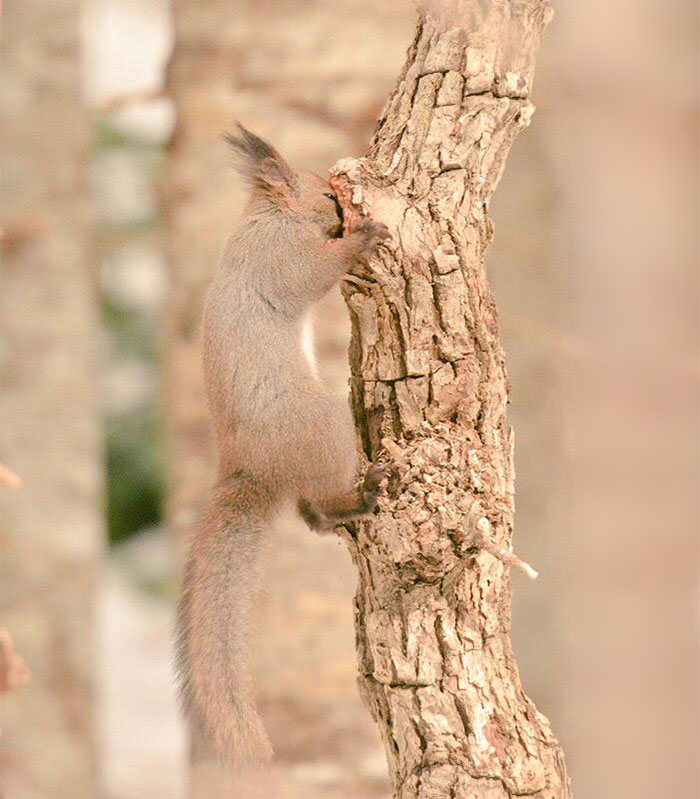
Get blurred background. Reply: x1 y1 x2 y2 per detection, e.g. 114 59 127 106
1 1 698 798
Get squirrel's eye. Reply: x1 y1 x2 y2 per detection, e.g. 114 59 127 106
323 192 335 201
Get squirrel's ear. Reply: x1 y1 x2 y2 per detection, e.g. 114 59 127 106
223 124 298 198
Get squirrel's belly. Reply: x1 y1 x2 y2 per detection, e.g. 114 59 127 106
301 313 319 380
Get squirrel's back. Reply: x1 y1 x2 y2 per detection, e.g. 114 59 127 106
202 218 354 497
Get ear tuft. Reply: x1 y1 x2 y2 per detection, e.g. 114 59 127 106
223 123 298 196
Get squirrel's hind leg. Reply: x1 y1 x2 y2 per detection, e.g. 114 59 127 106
298 463 385 532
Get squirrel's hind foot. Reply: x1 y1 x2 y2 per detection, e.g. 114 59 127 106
298 462 386 532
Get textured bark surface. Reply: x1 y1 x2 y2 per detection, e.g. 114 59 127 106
0 2 103 797
330 3 571 796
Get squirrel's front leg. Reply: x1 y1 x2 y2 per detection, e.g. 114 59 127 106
298 463 386 532
342 219 391 261
320 219 390 280
298 221 390 530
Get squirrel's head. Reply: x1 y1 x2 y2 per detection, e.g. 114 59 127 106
224 123 343 239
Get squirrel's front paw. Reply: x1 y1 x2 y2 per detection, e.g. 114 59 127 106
354 219 391 256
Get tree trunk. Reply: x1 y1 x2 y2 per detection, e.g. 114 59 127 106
0 2 102 797
330 2 571 796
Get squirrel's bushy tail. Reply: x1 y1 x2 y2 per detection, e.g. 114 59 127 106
176 471 276 766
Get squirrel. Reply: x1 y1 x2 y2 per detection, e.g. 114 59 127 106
176 124 389 767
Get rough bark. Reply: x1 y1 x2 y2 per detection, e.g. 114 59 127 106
329 3 571 796
0 2 102 797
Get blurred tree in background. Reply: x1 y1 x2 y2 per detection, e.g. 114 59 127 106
163 2 415 795
1 1 102 797
94 122 167 545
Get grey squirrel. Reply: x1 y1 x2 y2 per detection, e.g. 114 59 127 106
176 124 389 766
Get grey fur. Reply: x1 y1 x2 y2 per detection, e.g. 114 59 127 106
176 126 390 767
223 123 299 194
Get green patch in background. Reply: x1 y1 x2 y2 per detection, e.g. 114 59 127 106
107 407 163 544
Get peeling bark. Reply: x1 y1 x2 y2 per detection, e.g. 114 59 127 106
330 3 571 796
